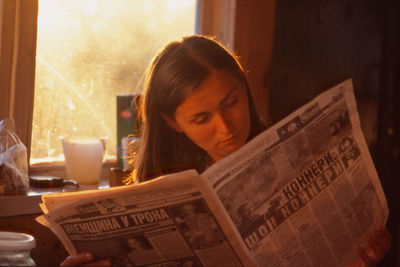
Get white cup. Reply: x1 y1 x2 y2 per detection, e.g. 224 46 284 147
61 137 107 185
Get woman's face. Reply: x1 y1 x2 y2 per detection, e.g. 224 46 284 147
165 70 251 162
182 205 195 216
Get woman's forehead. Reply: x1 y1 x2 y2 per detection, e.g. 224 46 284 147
174 71 244 116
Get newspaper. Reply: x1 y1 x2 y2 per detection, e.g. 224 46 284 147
37 79 388 267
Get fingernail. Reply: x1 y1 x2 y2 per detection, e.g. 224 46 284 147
85 252 94 260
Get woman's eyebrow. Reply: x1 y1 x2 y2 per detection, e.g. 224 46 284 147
185 86 239 120
221 87 238 103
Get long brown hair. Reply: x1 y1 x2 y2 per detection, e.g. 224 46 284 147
131 35 265 183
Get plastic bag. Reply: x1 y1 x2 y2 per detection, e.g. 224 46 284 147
0 119 29 195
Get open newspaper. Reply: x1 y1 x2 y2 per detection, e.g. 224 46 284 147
37 79 388 267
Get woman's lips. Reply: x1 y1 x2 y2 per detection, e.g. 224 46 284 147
219 135 237 146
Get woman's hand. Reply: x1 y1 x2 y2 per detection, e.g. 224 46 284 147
60 252 112 267
347 226 392 267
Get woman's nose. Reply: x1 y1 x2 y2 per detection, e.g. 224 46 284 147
215 112 232 133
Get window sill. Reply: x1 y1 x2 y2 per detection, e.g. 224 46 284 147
0 159 120 218
29 158 117 178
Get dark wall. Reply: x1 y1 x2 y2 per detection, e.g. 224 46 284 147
269 0 383 133
268 0 400 266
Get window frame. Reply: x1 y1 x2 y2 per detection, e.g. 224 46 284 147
0 0 37 161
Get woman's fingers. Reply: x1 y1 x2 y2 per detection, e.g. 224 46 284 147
376 226 392 243
60 252 94 266
365 228 392 261
60 252 112 267
82 259 112 267
357 246 376 267
356 226 392 267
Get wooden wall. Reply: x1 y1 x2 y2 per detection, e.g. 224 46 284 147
198 0 276 126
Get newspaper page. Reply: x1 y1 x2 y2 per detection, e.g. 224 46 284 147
202 79 389 267
37 170 253 267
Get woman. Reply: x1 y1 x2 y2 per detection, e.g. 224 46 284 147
130 34 265 183
61 35 391 266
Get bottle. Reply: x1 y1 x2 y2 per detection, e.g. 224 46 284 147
0 231 36 266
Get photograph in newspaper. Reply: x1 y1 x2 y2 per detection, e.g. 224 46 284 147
172 200 225 248
202 79 388 266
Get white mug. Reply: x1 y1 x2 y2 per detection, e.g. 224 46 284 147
61 137 107 185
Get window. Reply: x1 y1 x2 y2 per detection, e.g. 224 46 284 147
30 0 197 165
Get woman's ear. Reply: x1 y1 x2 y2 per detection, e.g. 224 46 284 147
161 113 184 132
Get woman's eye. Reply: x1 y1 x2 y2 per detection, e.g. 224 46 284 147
223 97 238 108
192 116 209 125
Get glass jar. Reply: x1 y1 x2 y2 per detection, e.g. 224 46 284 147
0 231 36 266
